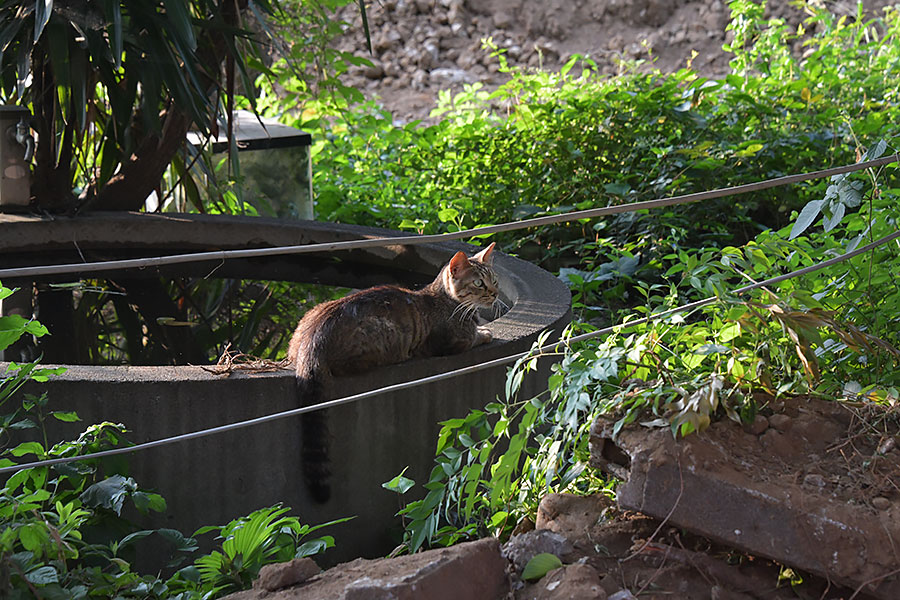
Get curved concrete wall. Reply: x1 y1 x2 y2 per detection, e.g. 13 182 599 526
2 213 571 565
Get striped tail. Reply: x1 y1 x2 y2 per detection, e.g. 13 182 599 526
296 364 331 504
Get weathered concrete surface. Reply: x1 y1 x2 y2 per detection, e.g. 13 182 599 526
590 397 900 600
1 213 571 567
225 537 509 600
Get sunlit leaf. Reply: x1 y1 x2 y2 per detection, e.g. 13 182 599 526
522 553 563 581
789 200 824 239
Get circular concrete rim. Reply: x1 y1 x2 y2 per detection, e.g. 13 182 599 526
0 212 572 382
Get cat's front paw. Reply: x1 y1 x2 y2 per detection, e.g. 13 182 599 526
476 326 493 345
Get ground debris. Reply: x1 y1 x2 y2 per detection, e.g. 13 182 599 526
590 395 900 600
201 343 291 376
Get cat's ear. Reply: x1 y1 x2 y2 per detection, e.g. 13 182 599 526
448 251 471 277
472 242 496 264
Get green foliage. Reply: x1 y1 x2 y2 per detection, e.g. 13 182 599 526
383 3 900 553
191 507 351 596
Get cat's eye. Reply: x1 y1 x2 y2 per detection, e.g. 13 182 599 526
472 278 484 288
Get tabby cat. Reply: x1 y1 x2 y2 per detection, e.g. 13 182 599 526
287 242 501 502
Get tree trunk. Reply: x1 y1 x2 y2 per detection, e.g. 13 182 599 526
86 108 193 212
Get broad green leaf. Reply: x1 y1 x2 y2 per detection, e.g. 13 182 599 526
18 523 46 553
864 139 887 161
437 207 459 222
382 469 415 495
0 314 29 351
51 411 80 423
80 474 137 516
718 322 741 343
789 200 824 239
522 553 563 581
26 565 59 585
296 537 331 558
822 202 845 232
133 491 167 514
10 441 45 457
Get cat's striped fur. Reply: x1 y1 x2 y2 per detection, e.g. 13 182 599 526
288 243 500 502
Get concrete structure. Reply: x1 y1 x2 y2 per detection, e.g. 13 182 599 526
1 213 571 565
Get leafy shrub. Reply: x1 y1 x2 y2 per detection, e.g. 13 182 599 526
383 2 900 553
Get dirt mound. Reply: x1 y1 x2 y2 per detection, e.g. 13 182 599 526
334 0 896 123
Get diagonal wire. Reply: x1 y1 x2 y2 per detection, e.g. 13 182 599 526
0 153 897 281
2 227 898 475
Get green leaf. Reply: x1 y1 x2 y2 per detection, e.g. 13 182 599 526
382 468 415 495
789 200 824 239
0 315 29 351
51 411 80 423
25 565 58 585
822 202 845 232
18 523 46 554
296 537 331 558
863 139 887 161
162 0 197 51
133 491 167 514
34 0 52 42
80 474 137 516
437 207 459 222
10 441 45 458
522 553 563 581
718 322 741 343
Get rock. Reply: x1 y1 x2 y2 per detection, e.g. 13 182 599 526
457 50 479 69
373 32 394 53
872 497 891 511
767 413 792 432
493 10 514 29
513 516 536 536
447 0 464 22
429 67 473 86
502 529 575 573
528 563 606 599
253 557 320 591
803 472 826 488
746 414 768 435
608 590 637 600
364 62 385 79
229 538 508 600
535 493 612 542
418 43 437 69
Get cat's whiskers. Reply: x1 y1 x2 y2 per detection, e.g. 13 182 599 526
492 297 508 318
450 302 467 321
461 302 478 322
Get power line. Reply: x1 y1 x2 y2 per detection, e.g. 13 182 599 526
3 226 897 475
0 153 897 281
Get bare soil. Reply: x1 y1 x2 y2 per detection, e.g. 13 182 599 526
336 0 897 124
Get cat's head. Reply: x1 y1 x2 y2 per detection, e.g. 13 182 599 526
444 242 500 311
